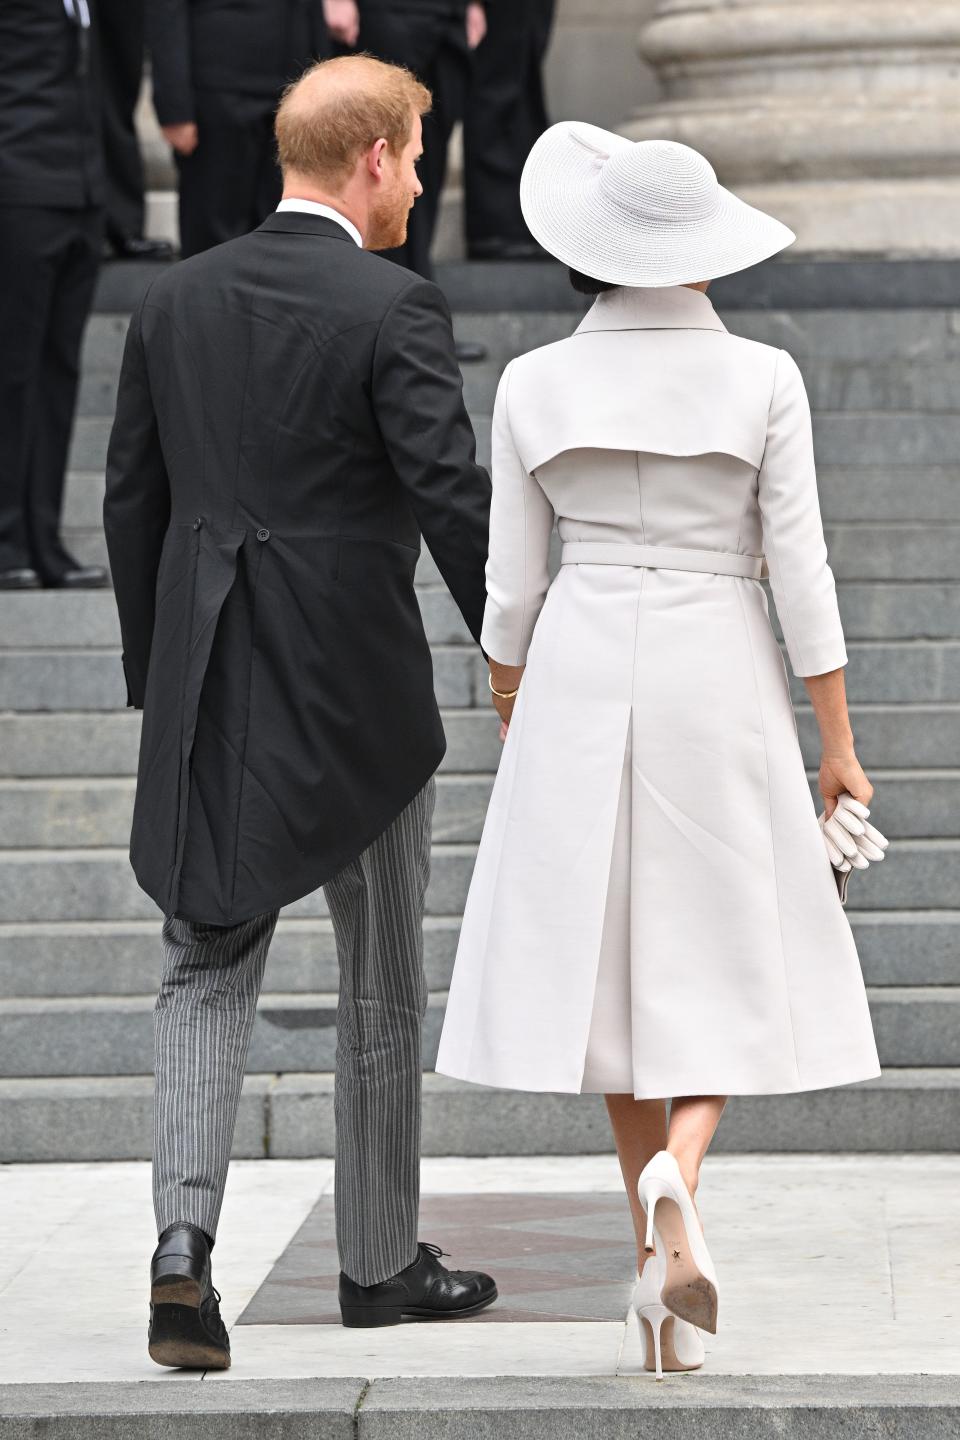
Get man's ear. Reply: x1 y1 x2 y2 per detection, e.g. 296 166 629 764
366 138 389 182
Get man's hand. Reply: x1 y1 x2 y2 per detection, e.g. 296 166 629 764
466 2 487 49
325 0 360 46
162 122 199 156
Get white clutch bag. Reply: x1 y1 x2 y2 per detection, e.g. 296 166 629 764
818 791 889 904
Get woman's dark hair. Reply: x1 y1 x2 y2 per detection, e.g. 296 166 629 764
568 267 618 295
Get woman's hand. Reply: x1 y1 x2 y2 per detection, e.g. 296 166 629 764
488 659 524 735
819 751 873 819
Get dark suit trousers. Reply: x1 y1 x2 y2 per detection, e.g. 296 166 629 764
99 0 147 241
0 206 102 579
354 10 469 279
176 90 283 258
463 0 555 247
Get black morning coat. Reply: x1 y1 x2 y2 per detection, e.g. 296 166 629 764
0 0 104 209
104 212 492 925
146 0 328 126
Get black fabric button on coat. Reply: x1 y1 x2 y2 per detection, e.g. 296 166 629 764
256 528 270 541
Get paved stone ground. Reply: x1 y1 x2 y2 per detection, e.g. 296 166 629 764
1 1154 959 1389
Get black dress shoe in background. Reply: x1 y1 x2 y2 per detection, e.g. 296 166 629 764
339 1242 497 1328
455 339 489 364
149 1222 230 1370
108 233 174 261
46 565 109 589
0 567 40 589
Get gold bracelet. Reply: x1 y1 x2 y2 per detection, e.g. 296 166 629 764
488 672 520 700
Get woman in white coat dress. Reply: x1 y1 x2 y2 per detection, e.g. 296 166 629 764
435 125 884 1374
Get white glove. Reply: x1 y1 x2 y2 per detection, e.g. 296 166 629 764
818 792 889 875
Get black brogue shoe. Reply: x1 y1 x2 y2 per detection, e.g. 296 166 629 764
148 1222 230 1370
339 1242 497 1328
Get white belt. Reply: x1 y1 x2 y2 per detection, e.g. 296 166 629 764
560 541 764 580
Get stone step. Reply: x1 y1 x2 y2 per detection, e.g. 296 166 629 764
78 345 960 418
3 640 959 712
82 305 960 372
1 769 956 851
0 644 487 712
0 916 461 998
0 704 956 777
0 992 452 1078
0 986 955 1078
1 1066 957 1160
87 253 960 313
1 1376 958 1440
0 774 488 848
0 839 955 925
4 583 957 653
1 910 955 1000
63 408 960 476
59 465 960 532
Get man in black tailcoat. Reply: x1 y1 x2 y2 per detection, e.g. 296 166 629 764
146 0 330 256
105 54 496 1369
0 0 108 589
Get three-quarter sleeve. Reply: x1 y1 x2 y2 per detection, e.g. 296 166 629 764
758 349 848 677
480 360 555 665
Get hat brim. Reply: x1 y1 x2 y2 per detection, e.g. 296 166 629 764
520 121 796 287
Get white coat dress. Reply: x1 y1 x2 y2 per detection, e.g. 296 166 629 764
435 283 881 1099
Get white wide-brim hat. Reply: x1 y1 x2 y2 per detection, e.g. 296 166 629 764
520 122 796 287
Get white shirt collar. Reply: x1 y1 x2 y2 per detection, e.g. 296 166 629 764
275 199 363 248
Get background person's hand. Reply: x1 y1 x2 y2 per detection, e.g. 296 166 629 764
819 751 873 819
162 122 199 156
324 0 360 46
466 1 487 49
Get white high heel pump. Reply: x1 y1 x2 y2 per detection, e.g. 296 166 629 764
637 1150 719 1334
628 1249 705 1380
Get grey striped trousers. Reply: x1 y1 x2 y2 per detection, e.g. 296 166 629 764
153 776 436 1287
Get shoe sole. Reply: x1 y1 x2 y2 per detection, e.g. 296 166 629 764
148 1276 231 1370
651 1197 719 1334
340 1287 498 1328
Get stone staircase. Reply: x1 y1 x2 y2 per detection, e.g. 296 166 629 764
1 261 958 1160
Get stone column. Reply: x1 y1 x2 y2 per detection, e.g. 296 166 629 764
620 0 960 255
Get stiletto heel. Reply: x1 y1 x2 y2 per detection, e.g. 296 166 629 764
626 1252 705 1379
637 1150 719 1334
643 1303 669 1380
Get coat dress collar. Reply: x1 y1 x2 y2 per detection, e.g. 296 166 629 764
574 283 728 336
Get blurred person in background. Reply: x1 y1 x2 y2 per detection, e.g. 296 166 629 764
0 0 109 590
147 0 330 257
326 0 487 358
463 0 554 259
327 0 485 279
99 0 173 259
